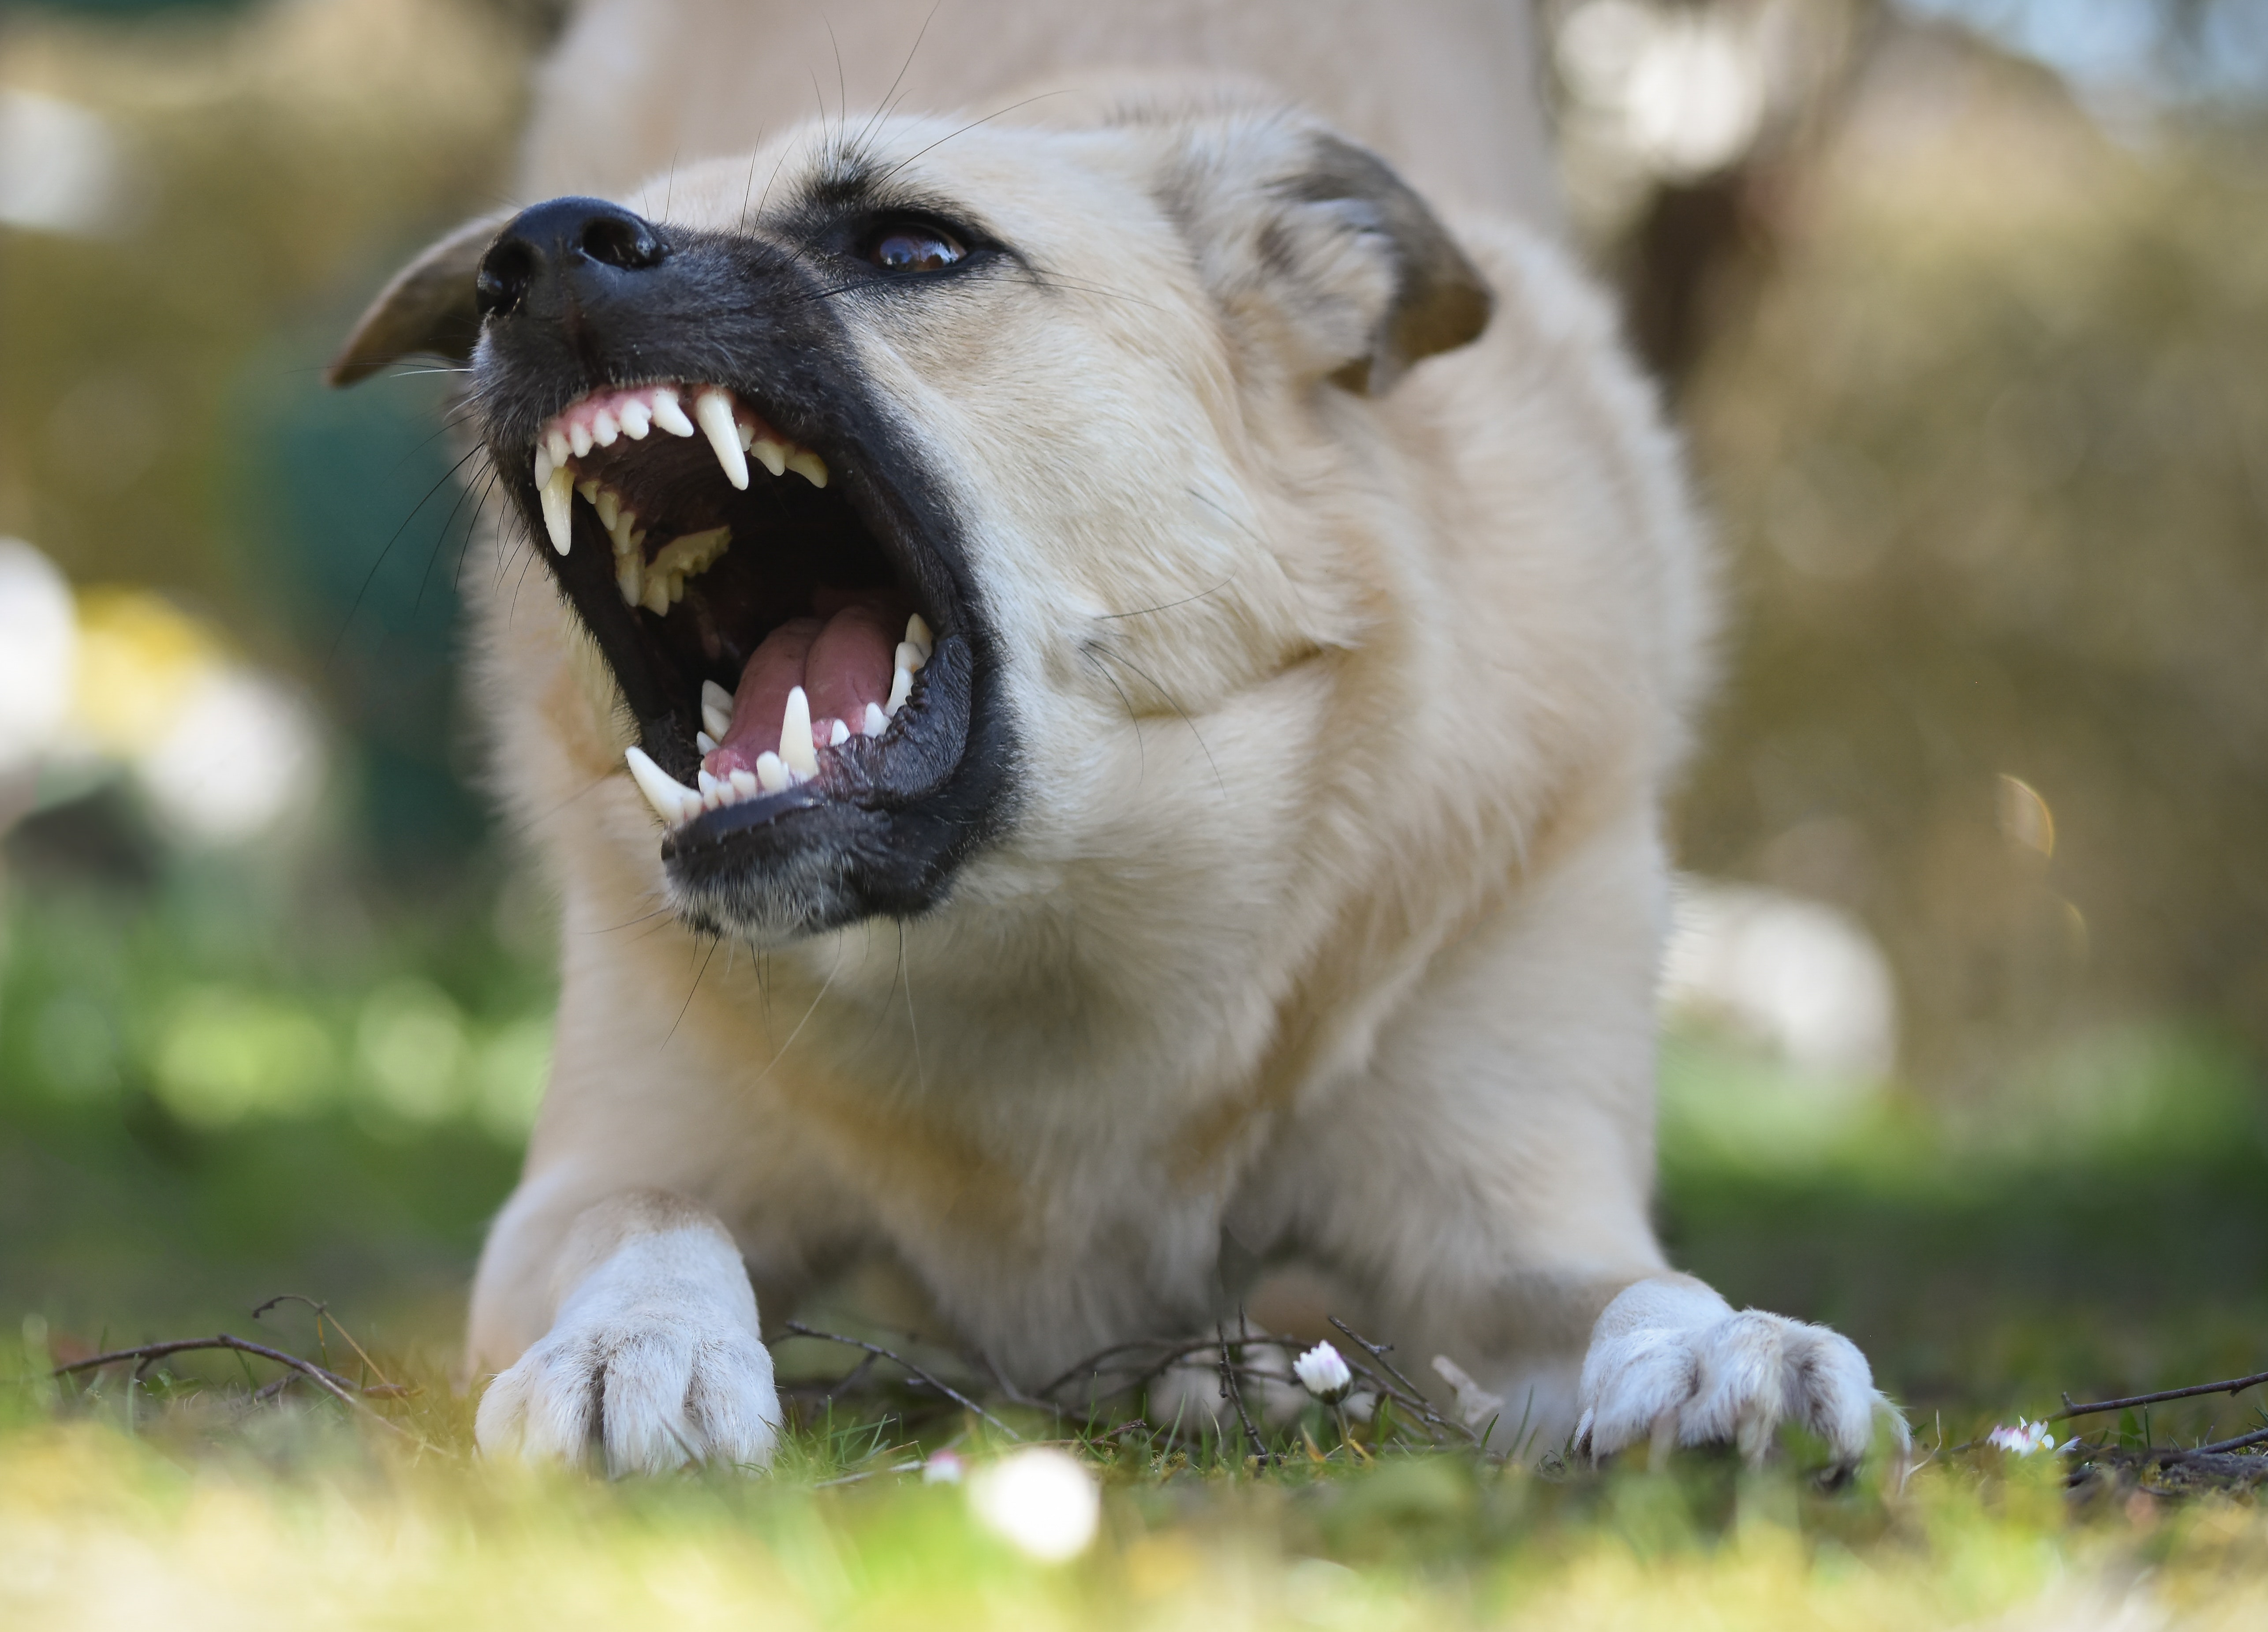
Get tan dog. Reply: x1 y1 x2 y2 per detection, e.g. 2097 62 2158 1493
332 0 1902 1475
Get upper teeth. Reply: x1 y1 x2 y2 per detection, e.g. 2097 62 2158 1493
621 614 936 830
529 382 827 573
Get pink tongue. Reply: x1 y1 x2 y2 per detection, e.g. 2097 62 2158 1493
705 599 900 775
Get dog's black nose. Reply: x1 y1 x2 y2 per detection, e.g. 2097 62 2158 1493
476 197 669 321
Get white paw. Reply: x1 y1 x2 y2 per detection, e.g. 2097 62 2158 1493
475 1225 781 1476
1573 1280 1905 1470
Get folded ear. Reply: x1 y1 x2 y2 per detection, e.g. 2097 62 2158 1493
1176 124 1493 396
326 211 510 388
1287 135 1494 395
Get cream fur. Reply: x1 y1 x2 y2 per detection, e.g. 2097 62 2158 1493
423 2 1901 1474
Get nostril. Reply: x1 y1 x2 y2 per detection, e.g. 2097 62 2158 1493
580 213 667 272
476 239 535 319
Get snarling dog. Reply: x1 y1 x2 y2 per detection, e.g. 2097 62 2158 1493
333 81 1904 1475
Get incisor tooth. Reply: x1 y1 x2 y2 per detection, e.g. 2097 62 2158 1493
619 399 651 438
780 685 818 780
698 768 727 809
625 746 700 825
693 389 750 490
886 664 913 716
546 428 571 467
828 719 849 748
701 680 734 741
541 463 575 555
894 640 927 674
568 420 593 459
861 702 888 737
786 449 828 488
729 768 758 799
593 408 620 447
650 389 696 438
906 614 934 657
755 752 791 793
750 437 787 479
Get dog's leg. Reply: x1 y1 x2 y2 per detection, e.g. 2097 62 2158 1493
1264 805 1903 1471
470 1183 781 1475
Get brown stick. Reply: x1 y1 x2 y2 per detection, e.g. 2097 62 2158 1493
2050 1369 2268 1423
777 1322 1022 1439
52 1336 411 1439
1216 1320 1270 1467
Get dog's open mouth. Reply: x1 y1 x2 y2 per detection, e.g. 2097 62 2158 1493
521 378 975 861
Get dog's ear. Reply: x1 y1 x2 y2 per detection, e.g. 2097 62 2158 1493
1286 136 1493 395
1183 127 1492 397
325 212 509 388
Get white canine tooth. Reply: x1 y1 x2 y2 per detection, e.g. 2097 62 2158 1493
729 768 758 799
641 573 671 615
625 746 701 826
861 702 888 737
541 462 575 555
616 557 643 606
619 399 651 438
695 730 717 754
886 663 913 717
546 428 571 467
701 680 735 741
755 752 791 793
786 449 829 488
828 719 849 748
534 444 553 487
650 389 696 438
780 685 818 781
699 768 728 809
906 614 934 658
750 437 787 479
693 389 750 490
595 489 620 531
568 419 594 459
894 640 927 674
593 408 620 447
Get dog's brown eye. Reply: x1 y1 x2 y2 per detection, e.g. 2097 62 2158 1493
867 225 964 273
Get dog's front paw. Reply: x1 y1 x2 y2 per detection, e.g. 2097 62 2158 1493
474 1225 780 1475
1573 1279 1904 1471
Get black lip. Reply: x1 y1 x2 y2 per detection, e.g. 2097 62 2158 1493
470 222 1018 936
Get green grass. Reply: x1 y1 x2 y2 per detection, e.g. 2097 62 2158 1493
4 1332 2264 1631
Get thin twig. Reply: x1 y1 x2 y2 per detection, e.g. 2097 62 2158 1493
777 1323 1022 1439
252 1294 403 1393
2051 1369 2268 1423
51 1336 412 1439
1217 1319 1270 1468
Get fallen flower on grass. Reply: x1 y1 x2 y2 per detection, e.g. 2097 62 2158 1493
922 1449 965 1484
967 1448 1099 1562
1986 1419 2059 1455
1293 1341 1353 1404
